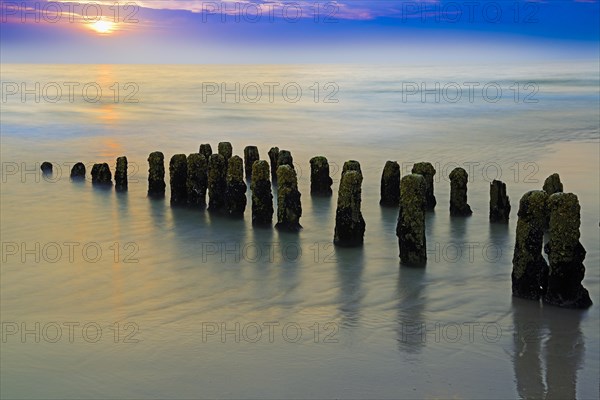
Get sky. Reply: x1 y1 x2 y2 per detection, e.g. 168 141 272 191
0 0 599 63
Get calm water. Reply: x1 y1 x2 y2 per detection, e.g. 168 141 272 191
1 63 599 399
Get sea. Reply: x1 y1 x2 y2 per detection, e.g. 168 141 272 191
1 62 599 399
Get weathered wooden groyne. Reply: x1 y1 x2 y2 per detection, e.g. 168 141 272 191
186 153 208 207
334 166 365 247
226 155 247 217
115 156 128 191
379 161 400 206
251 160 273 226
51 147 591 309
275 165 302 231
511 174 592 309
489 179 510 223
396 174 427 265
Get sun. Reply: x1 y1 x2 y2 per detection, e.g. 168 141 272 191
90 19 115 34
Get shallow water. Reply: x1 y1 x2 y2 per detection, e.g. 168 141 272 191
1 63 599 399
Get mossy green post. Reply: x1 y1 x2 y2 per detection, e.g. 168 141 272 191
342 160 361 176
449 167 472 216
115 156 128 191
244 146 260 180
277 150 294 170
310 156 333 196
511 190 549 300
218 142 233 169
148 151 166 197
226 155 247 217
334 170 365 247
411 162 436 210
70 162 86 179
199 143 212 161
543 173 563 195
251 160 274 226
544 193 592 309
489 179 510 223
208 154 227 213
396 174 427 265
268 147 279 178
276 165 302 231
169 154 188 205
542 173 563 231
91 163 112 185
380 161 400 206
187 153 208 207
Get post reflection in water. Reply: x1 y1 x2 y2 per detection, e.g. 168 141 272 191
512 298 586 399
448 212 468 244
334 247 365 329
274 230 302 307
148 196 167 229
379 205 399 243
396 265 427 354
512 298 545 399
311 194 333 220
544 306 586 399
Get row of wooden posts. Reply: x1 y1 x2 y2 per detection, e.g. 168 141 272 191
40 142 591 309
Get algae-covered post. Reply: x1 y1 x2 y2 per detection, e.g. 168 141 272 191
169 154 188 205
543 173 563 195
187 153 208 207
396 174 427 265
511 190 548 300
226 155 247 217
268 147 279 178
310 156 333 196
199 144 212 161
91 163 112 185
334 170 365 246
208 154 227 213
70 162 86 179
276 165 302 231
380 160 400 206
40 162 52 174
544 193 592 309
411 162 436 210
542 173 563 230
489 179 510 223
449 167 472 216
251 160 274 226
342 160 361 175
244 146 260 180
115 156 128 191
218 142 233 168
277 150 294 170
148 151 166 197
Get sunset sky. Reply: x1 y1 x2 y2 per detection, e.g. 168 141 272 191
1 0 599 63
